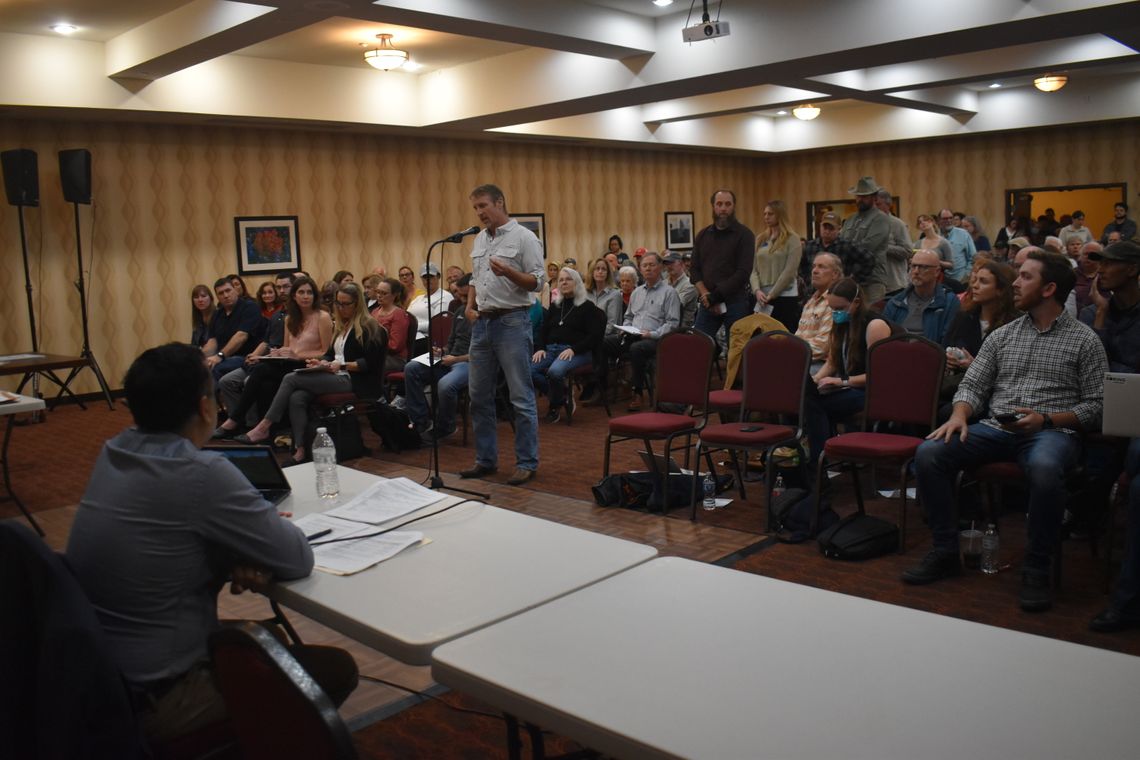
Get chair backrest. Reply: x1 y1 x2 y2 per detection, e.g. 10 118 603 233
0 522 144 759
404 311 419 352
429 311 453 350
654 329 714 410
740 330 811 422
863 333 946 429
209 623 357 760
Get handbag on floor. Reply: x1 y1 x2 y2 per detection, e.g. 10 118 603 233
817 512 899 560
304 405 369 462
367 403 421 453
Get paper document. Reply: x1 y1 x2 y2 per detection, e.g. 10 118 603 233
0 353 46 363
292 513 373 542
615 325 644 335
878 488 917 500
326 477 445 524
411 351 433 366
314 530 424 575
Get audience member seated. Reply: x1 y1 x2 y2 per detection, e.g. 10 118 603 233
405 274 473 442
319 279 338 312
255 280 281 319
237 283 385 463
228 273 253 302
1073 241 1110 313
213 276 333 438
803 277 896 470
663 252 698 329
397 265 423 307
531 268 603 423
369 276 411 373
902 251 1107 613
65 343 357 746
190 284 215 348
1079 241 1140 371
541 260 563 309
941 260 1019 415
750 200 803 331
580 258 623 405
332 269 354 285
362 273 381 312
201 276 264 382
406 264 453 355
962 215 991 253
217 275 293 427
445 265 466 311
604 252 681 412
881 249 960 345
617 265 638 314
1100 202 1136 245
1058 210 1094 249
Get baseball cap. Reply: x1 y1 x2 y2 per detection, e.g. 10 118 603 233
420 263 440 277
1088 240 1140 264
820 212 841 228
634 247 647 257
662 252 682 263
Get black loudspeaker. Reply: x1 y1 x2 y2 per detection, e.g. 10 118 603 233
1 149 39 207
59 148 92 205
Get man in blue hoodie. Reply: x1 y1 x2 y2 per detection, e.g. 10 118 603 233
881 248 959 345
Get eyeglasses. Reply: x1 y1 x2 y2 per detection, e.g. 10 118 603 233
910 263 940 271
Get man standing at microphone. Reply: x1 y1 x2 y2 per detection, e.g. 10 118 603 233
461 184 546 486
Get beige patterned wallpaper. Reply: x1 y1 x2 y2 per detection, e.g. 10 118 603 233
1 117 1137 394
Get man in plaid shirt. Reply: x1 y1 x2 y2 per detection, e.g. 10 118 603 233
903 250 1108 613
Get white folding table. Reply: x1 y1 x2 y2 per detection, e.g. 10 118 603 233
269 465 657 665
433 556 1140 760
1 393 47 535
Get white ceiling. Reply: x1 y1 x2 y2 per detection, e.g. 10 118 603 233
1 0 1138 154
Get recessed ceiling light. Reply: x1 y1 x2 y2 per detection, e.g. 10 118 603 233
776 110 788 116
50 23 78 35
988 83 1002 89
652 0 674 6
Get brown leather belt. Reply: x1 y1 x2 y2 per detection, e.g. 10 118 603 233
478 306 528 319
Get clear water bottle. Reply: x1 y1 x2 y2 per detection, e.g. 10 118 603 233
312 427 339 499
981 523 999 575
702 472 716 511
772 474 785 502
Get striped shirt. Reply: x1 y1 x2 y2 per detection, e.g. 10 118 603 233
954 310 1107 432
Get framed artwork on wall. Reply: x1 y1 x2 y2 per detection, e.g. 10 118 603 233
664 211 694 250
514 213 546 254
805 197 900 240
234 215 301 275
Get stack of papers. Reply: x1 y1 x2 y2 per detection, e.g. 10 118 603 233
293 478 445 575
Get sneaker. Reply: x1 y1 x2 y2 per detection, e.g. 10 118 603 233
901 550 962 585
1019 571 1052 612
544 408 561 424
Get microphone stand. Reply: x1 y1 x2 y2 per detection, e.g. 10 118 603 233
422 236 487 500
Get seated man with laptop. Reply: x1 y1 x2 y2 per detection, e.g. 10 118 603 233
66 343 357 744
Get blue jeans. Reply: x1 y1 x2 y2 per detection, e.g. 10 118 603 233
1111 438 1140 613
469 310 538 471
915 424 1080 572
404 359 469 434
211 355 245 385
693 295 751 346
530 344 592 408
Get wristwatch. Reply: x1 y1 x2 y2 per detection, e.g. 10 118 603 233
216 352 225 359
1041 413 1054 429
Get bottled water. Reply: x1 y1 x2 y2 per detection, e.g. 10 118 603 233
312 427 339 499
981 523 999 575
702 472 716 511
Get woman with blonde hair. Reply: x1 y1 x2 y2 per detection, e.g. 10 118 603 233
751 200 803 330
236 283 385 463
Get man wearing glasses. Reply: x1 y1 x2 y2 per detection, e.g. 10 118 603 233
881 248 959 345
939 207 977 282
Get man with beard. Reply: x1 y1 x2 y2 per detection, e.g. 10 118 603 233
689 189 755 347
903 251 1107 614
839 177 892 303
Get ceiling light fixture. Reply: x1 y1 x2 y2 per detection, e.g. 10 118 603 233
792 104 821 121
50 23 78 34
776 110 788 116
988 83 1002 89
1033 74 1067 92
653 0 674 6
363 33 409 71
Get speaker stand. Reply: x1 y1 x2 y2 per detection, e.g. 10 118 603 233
63 201 114 410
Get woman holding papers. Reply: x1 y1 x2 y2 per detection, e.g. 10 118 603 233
237 282 385 463
214 276 333 439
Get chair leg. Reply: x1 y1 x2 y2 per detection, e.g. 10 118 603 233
897 460 910 554
813 455 829 535
851 465 866 515
661 439 672 514
728 448 746 500
602 435 613 477
691 442 704 521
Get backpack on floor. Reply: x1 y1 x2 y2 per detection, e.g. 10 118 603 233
367 403 422 453
817 512 899 560
303 405 369 462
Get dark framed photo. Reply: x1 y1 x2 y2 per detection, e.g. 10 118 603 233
805 197 900 239
234 216 301 275
514 213 546 254
664 211 694 250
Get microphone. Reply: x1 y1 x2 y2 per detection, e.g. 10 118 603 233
442 225 480 244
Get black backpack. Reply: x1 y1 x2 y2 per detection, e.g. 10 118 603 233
817 512 899 560
367 403 422 453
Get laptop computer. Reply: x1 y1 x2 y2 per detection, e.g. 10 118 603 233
1102 372 1140 438
205 445 293 505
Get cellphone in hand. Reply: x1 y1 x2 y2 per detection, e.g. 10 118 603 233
994 412 1024 424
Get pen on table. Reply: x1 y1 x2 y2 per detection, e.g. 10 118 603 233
306 529 332 541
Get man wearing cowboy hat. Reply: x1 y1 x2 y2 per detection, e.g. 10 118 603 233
840 176 892 303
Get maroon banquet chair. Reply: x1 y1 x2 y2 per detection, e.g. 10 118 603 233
690 331 811 525
209 623 356 760
602 329 715 513
813 334 945 552
428 311 453 351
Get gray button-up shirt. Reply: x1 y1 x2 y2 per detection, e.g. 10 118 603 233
624 278 681 339
470 219 546 310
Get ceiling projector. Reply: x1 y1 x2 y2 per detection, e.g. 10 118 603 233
682 20 731 43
